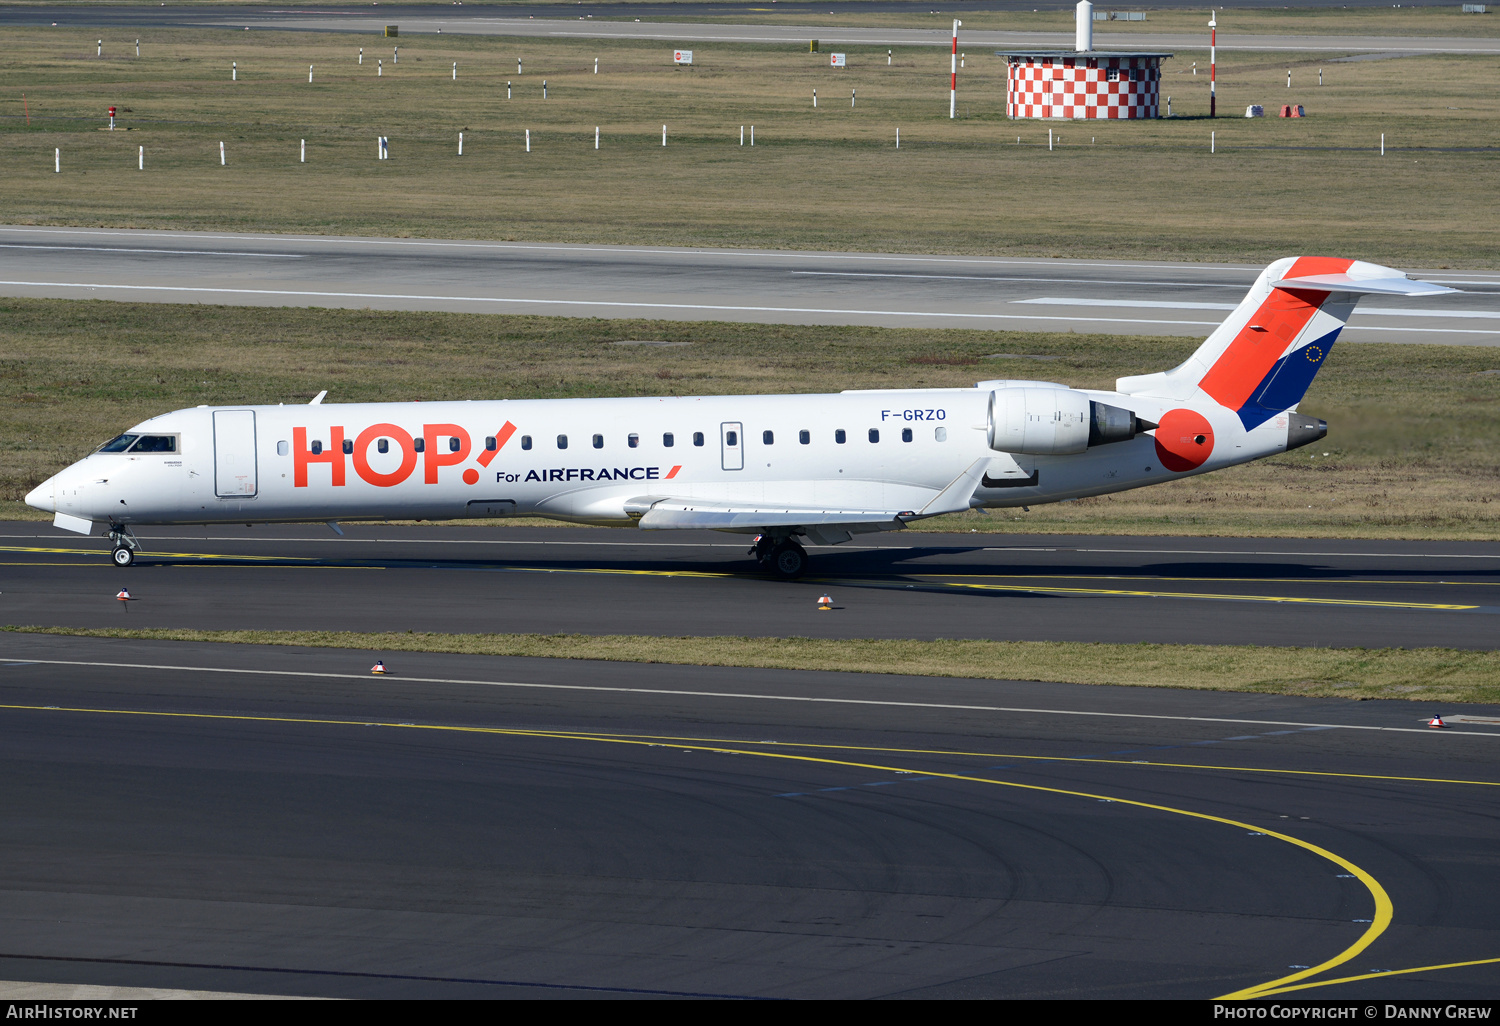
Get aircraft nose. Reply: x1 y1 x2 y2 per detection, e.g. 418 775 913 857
25 475 55 513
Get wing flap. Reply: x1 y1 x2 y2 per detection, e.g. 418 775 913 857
635 501 906 532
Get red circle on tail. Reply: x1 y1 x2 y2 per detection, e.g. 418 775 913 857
1153 409 1215 472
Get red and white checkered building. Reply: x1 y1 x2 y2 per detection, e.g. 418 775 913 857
1001 51 1171 120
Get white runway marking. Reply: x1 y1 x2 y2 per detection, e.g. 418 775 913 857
2 656 1497 737
0 244 303 259
1019 297 1500 320
793 271 1245 289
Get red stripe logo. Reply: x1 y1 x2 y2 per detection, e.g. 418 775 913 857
475 421 517 468
665 465 682 480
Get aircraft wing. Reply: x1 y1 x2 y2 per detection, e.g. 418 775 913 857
626 458 990 539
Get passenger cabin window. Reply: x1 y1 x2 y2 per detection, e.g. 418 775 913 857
485 436 497 451
935 426 948 442
628 433 639 449
521 435 533 450
868 429 880 443
663 432 674 447
725 430 738 446
835 429 846 444
342 439 353 454
310 440 323 455
449 436 462 453
799 430 810 445
413 438 425 453
557 434 568 449
592 434 604 449
96 434 138 453
131 435 177 453
902 428 913 443
762 430 774 445
276 440 289 456
377 438 389 453
693 432 705 447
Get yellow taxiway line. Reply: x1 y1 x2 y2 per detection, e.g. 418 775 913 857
0 701 1399 1000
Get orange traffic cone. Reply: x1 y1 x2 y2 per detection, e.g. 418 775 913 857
371 660 387 675
115 588 132 612
1428 715 1446 729
818 594 832 610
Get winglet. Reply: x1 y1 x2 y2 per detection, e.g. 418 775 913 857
309 390 328 405
918 457 989 517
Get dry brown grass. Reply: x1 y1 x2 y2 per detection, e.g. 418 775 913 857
0 26 1496 264
9 625 1499 705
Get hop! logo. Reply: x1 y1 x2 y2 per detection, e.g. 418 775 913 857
294 421 516 488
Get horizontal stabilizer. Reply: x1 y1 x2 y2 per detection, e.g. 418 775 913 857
1270 273 1457 297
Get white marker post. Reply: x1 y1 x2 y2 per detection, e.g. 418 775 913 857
394 46 398 64
453 62 457 80
136 39 140 57
97 40 102 58
1211 130 1216 153
896 127 899 148
517 59 522 75
852 88 856 108
662 124 666 146
507 81 511 99
309 64 313 83
1320 67 1323 86
378 59 382 77
301 139 305 163
232 61 237 81
813 89 817 108
458 132 463 155
55 148 60 173
1381 133 1385 156
887 49 892 65
138 145 143 170
594 57 598 74
595 127 599 149
220 141 225 165
525 129 530 153
359 48 363 65
1049 128 1053 151
1288 69 1292 89
750 125 754 146
740 125 744 146
543 80 547 99
950 19 960 119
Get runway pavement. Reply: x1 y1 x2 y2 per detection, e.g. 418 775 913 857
6 4 1498 56
0 631 1496 998
3 523 1498 649
4 227 1497 343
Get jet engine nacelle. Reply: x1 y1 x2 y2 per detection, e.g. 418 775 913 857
988 387 1146 455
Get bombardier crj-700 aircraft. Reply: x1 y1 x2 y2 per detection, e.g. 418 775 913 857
28 257 1454 579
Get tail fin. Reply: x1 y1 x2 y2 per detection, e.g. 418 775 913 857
1116 258 1456 429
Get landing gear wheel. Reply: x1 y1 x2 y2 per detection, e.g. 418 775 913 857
112 546 135 567
770 541 807 580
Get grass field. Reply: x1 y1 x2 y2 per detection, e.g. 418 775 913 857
0 25 1497 264
10 626 1498 705
2 298 1496 537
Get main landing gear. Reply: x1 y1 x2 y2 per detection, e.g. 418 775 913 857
108 524 140 567
750 534 808 580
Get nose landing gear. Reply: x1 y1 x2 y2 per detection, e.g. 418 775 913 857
107 524 140 567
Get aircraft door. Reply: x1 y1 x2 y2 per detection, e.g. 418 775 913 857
720 422 744 471
213 410 258 497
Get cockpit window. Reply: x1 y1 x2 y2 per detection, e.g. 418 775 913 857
96 434 138 453
130 435 177 453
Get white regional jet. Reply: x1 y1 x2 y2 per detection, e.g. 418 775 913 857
27 257 1454 578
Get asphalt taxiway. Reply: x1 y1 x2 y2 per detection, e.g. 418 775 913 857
3 227 1497 343
0 631 1496 999
2 523 1498 650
